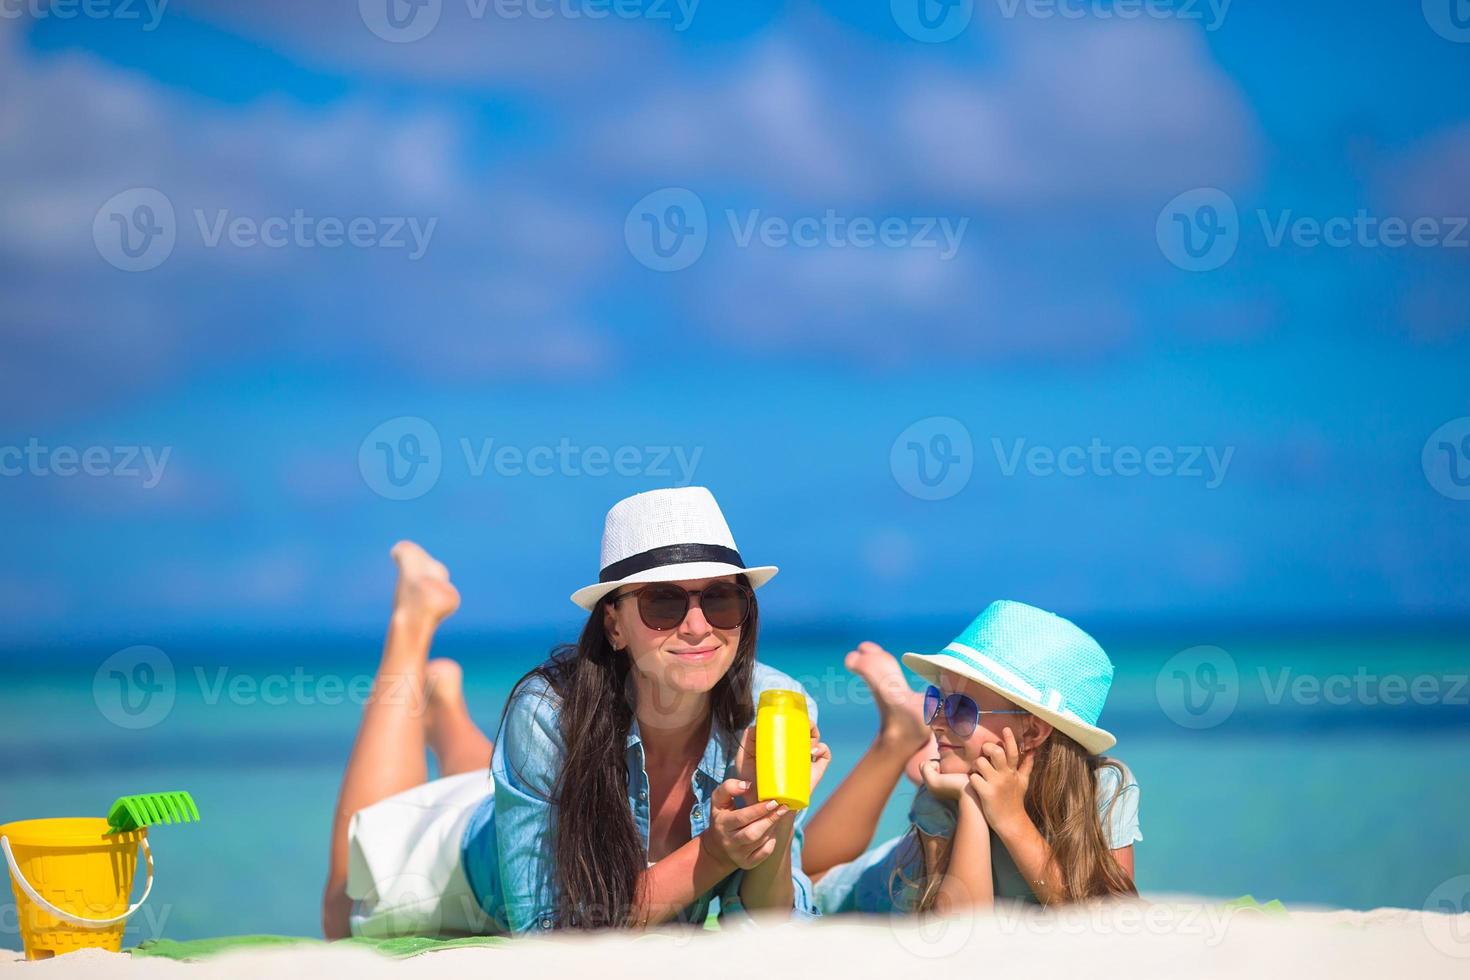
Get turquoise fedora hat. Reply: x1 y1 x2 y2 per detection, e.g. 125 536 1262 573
901 600 1117 754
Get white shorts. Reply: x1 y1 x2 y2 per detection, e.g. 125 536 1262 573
346 770 495 938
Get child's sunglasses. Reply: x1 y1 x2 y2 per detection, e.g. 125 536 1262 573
923 685 1028 738
607 581 752 632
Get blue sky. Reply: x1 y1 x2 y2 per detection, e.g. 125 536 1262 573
1 0 1468 643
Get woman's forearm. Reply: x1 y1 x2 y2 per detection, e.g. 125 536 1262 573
992 815 1064 904
737 814 797 913
935 793 993 913
635 834 737 927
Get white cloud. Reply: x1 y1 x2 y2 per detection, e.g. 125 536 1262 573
0 20 625 424
862 527 919 581
146 543 317 610
0 7 1267 416
1378 123 1470 342
591 38 881 198
1383 122 1470 224
896 18 1258 207
571 14 1256 362
588 16 1258 209
175 0 662 91
694 242 997 362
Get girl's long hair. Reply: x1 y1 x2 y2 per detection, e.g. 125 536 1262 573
897 732 1138 910
498 577 759 929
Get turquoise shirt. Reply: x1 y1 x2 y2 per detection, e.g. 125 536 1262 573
814 762 1141 914
460 659 821 933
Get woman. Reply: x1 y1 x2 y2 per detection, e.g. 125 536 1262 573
321 487 829 938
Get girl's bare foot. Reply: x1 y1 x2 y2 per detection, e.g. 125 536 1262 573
391 541 460 627
845 641 931 759
425 658 494 775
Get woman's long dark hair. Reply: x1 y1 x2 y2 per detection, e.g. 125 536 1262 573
498 576 759 929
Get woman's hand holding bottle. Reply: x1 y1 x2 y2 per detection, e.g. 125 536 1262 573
702 779 789 871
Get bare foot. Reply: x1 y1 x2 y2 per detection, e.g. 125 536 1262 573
845 641 930 753
425 658 494 775
391 540 460 627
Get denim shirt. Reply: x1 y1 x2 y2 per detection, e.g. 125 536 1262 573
462 660 821 934
813 763 1140 915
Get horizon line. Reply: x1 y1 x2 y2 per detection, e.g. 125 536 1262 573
2 611 1467 656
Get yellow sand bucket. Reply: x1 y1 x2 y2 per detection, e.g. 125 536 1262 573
1 818 153 960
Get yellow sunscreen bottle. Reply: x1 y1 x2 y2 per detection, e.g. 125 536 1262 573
755 689 811 810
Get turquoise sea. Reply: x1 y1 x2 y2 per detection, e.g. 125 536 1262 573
2 624 1467 947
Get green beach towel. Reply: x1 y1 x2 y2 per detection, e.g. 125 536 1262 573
131 934 510 961
1221 895 1289 917
130 906 728 960
130 898 1285 960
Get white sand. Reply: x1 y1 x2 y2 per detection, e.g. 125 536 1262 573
3 900 1468 978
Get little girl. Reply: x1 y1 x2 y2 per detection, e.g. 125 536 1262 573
803 600 1139 913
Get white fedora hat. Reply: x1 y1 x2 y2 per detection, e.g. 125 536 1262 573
569 487 779 610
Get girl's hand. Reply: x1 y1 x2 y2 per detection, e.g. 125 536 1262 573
969 727 1034 831
809 723 832 792
919 758 974 801
704 779 789 870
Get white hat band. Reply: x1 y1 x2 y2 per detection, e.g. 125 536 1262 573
944 641 1080 723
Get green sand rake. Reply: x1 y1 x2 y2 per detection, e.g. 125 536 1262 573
106 792 201 834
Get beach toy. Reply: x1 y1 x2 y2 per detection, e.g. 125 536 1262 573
107 791 201 833
755 689 811 810
1 791 199 960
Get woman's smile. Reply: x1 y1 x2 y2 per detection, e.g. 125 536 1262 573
668 645 720 662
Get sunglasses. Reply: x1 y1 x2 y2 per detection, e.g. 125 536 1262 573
608 581 752 632
923 685 1027 738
